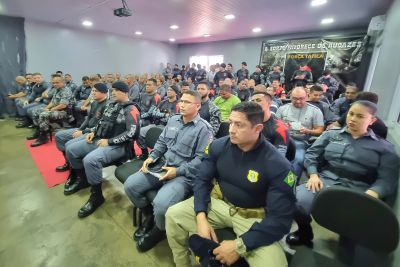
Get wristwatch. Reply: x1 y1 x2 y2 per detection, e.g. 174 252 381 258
235 238 247 256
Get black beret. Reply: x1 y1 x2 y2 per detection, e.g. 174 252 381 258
93 83 108 93
112 81 129 93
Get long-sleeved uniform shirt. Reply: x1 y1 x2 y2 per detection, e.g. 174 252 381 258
74 84 92 101
140 92 161 126
79 99 108 133
93 101 140 148
250 71 265 85
266 71 285 86
149 114 213 180
151 99 180 126
199 99 221 136
27 81 50 102
194 136 296 251
304 127 399 198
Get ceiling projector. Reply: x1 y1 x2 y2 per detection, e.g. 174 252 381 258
113 0 132 17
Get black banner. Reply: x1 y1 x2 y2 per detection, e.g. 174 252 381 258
260 36 367 86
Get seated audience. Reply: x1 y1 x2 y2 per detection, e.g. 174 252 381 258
237 80 251 102
250 65 265 85
286 100 399 247
251 91 289 156
137 85 180 160
139 78 161 127
270 79 286 99
166 102 295 267
307 85 337 125
8 76 30 118
213 84 241 122
54 83 108 194
28 76 72 147
197 82 221 136
15 73 50 128
276 87 324 177
64 74 78 94
331 82 359 117
316 69 339 103
124 91 213 252
66 82 140 218
328 91 388 139
266 65 285 86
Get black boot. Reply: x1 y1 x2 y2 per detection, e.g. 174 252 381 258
30 130 49 147
137 148 148 160
56 152 70 172
26 127 40 140
64 168 90 195
136 225 166 252
16 117 31 128
78 184 105 218
63 169 77 190
133 206 154 241
286 209 314 247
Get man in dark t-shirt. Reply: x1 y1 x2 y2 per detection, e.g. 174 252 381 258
251 92 290 156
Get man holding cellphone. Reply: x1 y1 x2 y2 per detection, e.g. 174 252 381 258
124 90 213 252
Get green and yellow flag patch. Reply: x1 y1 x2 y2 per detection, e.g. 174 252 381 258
284 171 296 187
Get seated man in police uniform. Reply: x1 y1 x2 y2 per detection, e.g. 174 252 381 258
124 90 213 252
54 83 108 195
165 102 296 267
65 81 140 218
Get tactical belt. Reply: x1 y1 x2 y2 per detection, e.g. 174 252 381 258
211 184 265 219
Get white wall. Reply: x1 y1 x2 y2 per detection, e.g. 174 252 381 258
25 20 177 80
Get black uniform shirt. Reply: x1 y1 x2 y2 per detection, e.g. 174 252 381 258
194 136 296 251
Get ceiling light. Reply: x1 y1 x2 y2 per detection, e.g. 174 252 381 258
82 20 93 27
135 31 143 35
170 25 179 30
321 18 334 24
252 27 262 33
311 0 327 7
224 14 235 20
169 38 176 42
203 34 211 37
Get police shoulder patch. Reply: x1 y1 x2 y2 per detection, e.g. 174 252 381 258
284 171 296 187
247 170 259 183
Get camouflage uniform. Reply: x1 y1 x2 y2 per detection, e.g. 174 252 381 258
33 87 72 131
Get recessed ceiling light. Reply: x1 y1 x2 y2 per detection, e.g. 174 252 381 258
135 31 143 35
252 27 262 33
311 0 327 7
82 20 93 27
224 14 235 20
203 34 211 37
170 25 179 30
321 18 334 24
169 38 176 42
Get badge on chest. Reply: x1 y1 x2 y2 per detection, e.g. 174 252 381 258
247 170 259 183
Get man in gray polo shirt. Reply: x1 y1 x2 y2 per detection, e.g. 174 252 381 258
124 90 213 252
276 87 324 177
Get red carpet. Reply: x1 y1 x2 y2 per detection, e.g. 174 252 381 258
25 139 143 188
25 139 68 187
